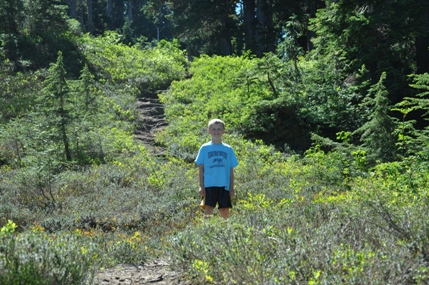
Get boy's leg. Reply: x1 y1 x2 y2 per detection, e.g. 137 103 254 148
204 205 215 215
218 188 232 219
218 208 229 219
204 187 217 216
204 187 231 218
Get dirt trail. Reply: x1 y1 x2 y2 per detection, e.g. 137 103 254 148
94 95 189 284
134 94 167 154
93 260 189 285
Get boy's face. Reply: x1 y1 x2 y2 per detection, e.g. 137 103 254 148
208 123 225 139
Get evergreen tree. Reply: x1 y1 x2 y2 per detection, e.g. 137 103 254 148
309 0 429 104
0 0 23 34
39 52 72 162
87 0 94 34
146 0 239 56
354 72 397 164
142 1 173 41
22 0 69 38
0 0 23 68
394 73 429 159
79 64 95 113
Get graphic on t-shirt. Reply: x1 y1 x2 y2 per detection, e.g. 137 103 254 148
208 151 227 159
208 151 227 168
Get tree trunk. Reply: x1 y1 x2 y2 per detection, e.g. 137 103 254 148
243 0 256 54
127 0 133 22
219 37 232 56
56 78 71 161
243 0 274 57
60 114 72 161
255 0 264 56
415 2 429 74
218 0 233 55
261 0 275 54
306 0 316 52
67 0 77 19
106 0 113 17
87 0 94 34
106 0 113 29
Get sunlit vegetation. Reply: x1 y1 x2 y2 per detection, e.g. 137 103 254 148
1 1 429 284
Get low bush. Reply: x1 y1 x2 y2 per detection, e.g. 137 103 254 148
169 185 429 284
0 222 98 285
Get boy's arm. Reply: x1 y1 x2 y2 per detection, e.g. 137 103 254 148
198 164 205 196
229 168 234 197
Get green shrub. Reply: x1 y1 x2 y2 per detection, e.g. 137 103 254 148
352 160 429 261
169 190 429 284
0 225 98 285
79 33 187 94
158 55 265 156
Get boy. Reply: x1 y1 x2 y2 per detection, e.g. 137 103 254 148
195 119 239 218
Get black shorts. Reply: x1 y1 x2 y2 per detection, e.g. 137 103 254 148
205 187 232 209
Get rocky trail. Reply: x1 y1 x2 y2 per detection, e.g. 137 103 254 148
134 94 167 154
93 260 189 285
94 95 189 284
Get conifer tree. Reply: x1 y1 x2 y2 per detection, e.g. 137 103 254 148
39 51 72 161
0 0 23 34
354 72 397 164
394 73 429 159
78 64 96 113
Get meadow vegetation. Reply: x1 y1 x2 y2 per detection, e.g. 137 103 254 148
1 32 429 284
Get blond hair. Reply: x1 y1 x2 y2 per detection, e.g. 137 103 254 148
208 118 225 129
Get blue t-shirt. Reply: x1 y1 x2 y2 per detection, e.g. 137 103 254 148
195 141 239 191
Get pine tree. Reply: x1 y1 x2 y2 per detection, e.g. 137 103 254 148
354 72 397 164
394 73 429 159
39 52 72 161
78 64 96 113
0 0 23 34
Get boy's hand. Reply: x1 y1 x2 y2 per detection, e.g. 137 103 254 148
199 187 206 196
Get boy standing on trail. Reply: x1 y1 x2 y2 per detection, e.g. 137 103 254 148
195 119 239 218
